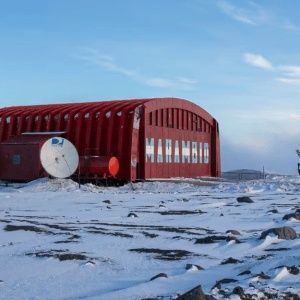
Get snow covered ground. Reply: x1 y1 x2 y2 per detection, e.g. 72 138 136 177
0 175 300 299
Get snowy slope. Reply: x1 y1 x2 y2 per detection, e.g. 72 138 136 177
0 176 300 299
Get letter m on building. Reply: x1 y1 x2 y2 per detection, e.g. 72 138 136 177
146 138 154 162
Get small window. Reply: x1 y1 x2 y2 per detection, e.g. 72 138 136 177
95 112 100 118
35 116 39 122
84 113 90 119
74 113 79 120
44 114 49 121
106 111 111 118
64 114 69 120
13 155 20 165
54 114 59 121
6 116 11 124
117 111 122 116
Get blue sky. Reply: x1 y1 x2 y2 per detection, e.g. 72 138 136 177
1 0 300 174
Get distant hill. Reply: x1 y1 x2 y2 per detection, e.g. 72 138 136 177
222 169 263 174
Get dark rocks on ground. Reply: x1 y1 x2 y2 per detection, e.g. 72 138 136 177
186 264 204 270
107 206 111 209
195 235 241 244
212 279 238 290
233 286 244 296
226 230 241 235
177 285 205 300
129 248 194 260
237 196 254 203
238 270 251 276
287 266 300 275
204 295 217 300
255 272 271 279
295 209 300 214
282 213 300 221
283 292 300 300
103 200 111 204
221 257 243 265
141 298 159 300
127 213 138 218
220 213 224 216
150 273 168 281
183 198 189 202
268 209 278 214
159 205 166 209
259 227 297 240
212 282 221 290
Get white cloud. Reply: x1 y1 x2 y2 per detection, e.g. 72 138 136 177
77 53 137 77
145 78 175 88
279 66 300 77
244 53 273 70
177 77 198 84
217 1 300 31
76 48 197 89
275 78 300 85
217 1 256 24
145 77 197 88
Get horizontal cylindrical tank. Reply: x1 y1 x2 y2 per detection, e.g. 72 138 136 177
79 156 119 177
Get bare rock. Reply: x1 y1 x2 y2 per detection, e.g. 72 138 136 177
254 272 270 279
268 209 278 214
282 213 300 221
195 235 241 244
226 230 241 235
212 279 237 290
204 295 217 300
177 285 205 300
127 213 138 218
221 257 243 265
238 270 251 276
237 196 254 203
186 264 204 270
233 286 244 296
259 227 297 240
150 273 168 281
287 266 300 275
103 200 111 204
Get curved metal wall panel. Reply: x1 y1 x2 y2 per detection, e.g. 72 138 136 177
0 98 221 180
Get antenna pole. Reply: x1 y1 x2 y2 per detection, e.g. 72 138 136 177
78 164 81 188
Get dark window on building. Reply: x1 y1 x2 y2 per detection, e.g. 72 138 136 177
13 155 20 165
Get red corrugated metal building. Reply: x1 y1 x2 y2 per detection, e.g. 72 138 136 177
0 98 221 181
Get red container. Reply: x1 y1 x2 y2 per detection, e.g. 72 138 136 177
79 156 119 178
0 133 63 181
0 98 221 181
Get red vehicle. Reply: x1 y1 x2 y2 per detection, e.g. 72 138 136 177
0 98 221 182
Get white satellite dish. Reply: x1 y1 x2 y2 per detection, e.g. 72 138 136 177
40 137 79 178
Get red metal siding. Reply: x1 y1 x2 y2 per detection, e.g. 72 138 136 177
0 98 221 181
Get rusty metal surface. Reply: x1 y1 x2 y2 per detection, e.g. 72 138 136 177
0 98 221 181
